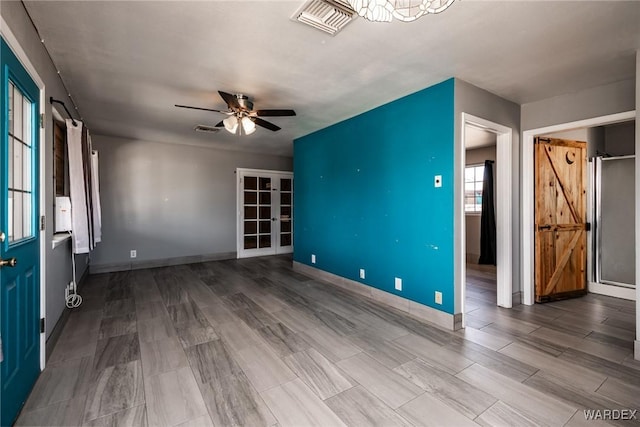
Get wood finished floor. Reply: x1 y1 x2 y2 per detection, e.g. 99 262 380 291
16 256 639 427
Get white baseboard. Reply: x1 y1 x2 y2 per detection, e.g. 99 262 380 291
293 261 462 331
635 340 640 361
90 251 237 274
588 282 636 301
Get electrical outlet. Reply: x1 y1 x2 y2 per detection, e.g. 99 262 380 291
359 269 365 279
130 250 137 258
311 254 316 264
435 291 443 305
434 175 442 188
395 277 402 291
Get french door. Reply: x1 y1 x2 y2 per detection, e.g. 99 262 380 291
237 169 293 258
1 37 41 426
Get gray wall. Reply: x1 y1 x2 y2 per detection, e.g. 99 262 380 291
465 145 496 263
2 2 89 338
521 79 635 131
455 79 521 293
90 135 292 270
604 121 635 156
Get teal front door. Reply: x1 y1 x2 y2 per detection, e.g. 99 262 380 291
1 37 41 426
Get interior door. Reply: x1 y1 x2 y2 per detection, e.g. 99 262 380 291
534 137 587 302
238 170 293 258
1 38 41 426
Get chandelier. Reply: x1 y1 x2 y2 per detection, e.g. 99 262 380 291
347 0 454 22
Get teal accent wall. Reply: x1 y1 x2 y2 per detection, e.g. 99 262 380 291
293 78 456 314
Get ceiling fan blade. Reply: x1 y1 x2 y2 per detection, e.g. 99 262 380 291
252 117 281 132
255 109 296 117
175 104 226 113
215 121 224 127
218 91 241 109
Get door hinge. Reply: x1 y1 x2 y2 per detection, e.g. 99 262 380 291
40 215 45 231
40 113 45 129
40 318 45 333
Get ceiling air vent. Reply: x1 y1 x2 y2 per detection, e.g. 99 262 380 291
194 125 220 134
292 0 356 36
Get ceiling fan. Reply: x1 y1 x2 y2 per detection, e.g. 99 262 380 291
175 91 296 135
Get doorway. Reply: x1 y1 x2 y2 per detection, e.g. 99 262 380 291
464 127 498 311
522 111 636 305
237 168 293 258
458 113 513 321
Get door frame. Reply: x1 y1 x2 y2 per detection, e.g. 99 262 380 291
521 110 636 305
1 18 47 369
457 113 513 317
236 168 293 258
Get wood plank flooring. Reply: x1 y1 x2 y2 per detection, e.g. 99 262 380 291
16 256 638 426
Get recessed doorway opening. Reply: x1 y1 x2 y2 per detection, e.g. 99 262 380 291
458 113 513 326
522 111 636 305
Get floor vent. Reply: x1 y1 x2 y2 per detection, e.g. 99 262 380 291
292 0 356 36
194 125 220 134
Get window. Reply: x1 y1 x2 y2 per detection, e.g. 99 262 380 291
53 119 69 197
465 164 484 213
7 80 36 242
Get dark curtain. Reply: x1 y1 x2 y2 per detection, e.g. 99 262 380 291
478 160 496 265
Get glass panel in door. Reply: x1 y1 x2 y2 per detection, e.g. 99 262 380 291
279 177 292 248
258 177 272 248
243 176 258 249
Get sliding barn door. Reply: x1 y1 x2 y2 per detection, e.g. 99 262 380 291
534 137 587 302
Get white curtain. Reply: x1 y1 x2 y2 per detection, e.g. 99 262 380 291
66 119 90 253
91 148 102 244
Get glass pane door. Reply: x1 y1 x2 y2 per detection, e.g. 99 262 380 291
243 176 258 250
1 36 41 427
258 177 272 249
237 170 293 258
279 178 292 248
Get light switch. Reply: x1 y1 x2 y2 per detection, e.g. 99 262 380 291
434 175 442 188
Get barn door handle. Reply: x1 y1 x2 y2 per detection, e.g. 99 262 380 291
0 257 17 268
538 225 552 231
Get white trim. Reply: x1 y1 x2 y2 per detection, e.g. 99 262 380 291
1 18 47 369
589 282 636 301
521 111 636 306
458 113 513 319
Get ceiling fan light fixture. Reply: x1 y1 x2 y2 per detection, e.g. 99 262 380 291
241 117 256 135
223 115 238 134
347 0 454 22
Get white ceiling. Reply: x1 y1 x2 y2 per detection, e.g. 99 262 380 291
23 1 640 156
465 125 496 150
